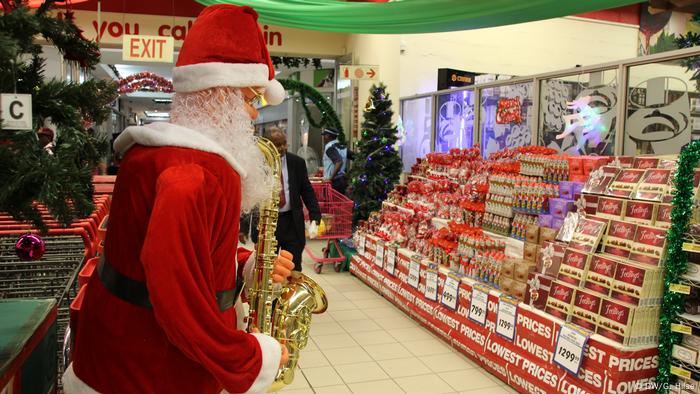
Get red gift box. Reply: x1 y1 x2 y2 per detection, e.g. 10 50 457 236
655 203 672 229
603 220 637 258
629 225 667 266
597 298 634 344
585 254 619 296
545 280 576 320
633 157 660 169
558 248 590 286
596 196 625 220
525 272 554 311
624 200 656 226
607 169 645 198
571 289 602 331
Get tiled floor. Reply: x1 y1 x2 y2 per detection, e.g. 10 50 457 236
274 240 519 394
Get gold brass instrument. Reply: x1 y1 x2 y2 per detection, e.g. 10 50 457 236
248 137 328 392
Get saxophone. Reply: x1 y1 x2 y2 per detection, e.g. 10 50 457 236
248 138 328 392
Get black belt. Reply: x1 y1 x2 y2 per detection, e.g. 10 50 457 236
97 256 244 312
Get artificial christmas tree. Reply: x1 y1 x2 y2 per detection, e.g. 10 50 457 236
348 83 402 223
0 1 117 231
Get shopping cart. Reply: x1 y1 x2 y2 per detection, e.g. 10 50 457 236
304 180 354 273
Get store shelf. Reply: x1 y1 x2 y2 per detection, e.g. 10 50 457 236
680 275 700 289
512 207 544 215
677 313 700 330
672 359 700 377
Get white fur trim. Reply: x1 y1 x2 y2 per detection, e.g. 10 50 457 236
62 364 99 394
173 63 270 93
264 79 285 106
245 333 282 394
113 122 247 179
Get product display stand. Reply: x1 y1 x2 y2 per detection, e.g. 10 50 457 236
350 236 658 394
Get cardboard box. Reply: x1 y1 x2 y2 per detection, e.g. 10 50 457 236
596 196 626 220
655 203 673 229
567 157 583 176
510 280 528 301
673 344 699 365
558 248 591 286
502 259 515 279
525 272 553 310
539 227 557 245
514 261 536 282
559 181 574 200
635 169 671 201
550 198 574 219
603 220 637 259
571 288 602 331
611 260 663 306
629 225 668 266
607 169 645 198
535 241 566 277
526 224 540 244
539 214 553 228
545 280 576 320
569 218 607 254
585 254 619 296
597 298 635 344
581 194 599 215
524 242 539 263
625 200 656 226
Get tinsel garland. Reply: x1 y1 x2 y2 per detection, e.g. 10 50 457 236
118 72 173 94
657 140 700 393
278 78 345 144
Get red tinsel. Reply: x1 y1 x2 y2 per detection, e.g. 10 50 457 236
118 72 173 94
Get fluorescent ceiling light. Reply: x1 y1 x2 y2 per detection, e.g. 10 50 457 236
153 98 172 104
144 111 170 118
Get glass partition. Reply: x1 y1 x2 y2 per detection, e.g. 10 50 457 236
624 57 700 155
479 82 534 157
539 69 618 156
400 96 433 172
435 89 476 152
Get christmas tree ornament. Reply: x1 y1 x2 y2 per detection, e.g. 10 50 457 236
364 98 375 112
15 234 45 261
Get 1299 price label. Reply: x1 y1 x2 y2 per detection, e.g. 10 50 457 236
424 269 438 301
495 297 517 342
385 247 396 276
553 324 589 375
408 260 420 289
374 242 385 268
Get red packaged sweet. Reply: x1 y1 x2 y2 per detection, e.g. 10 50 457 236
526 273 554 311
611 261 662 306
597 298 634 344
654 203 672 229
603 220 637 258
585 254 619 296
634 169 671 201
607 169 645 198
571 289 602 331
596 197 625 220
535 241 566 277
582 166 620 195
624 200 656 226
569 218 607 254
629 225 667 266
633 157 660 169
545 280 576 320
557 248 590 286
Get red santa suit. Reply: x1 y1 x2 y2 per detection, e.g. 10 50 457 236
63 122 280 393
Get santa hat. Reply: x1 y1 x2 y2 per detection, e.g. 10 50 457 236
172 5 286 105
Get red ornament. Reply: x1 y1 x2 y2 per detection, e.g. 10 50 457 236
15 234 46 261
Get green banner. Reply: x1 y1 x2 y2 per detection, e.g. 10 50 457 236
197 0 643 34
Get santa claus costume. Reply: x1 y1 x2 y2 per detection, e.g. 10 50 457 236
63 5 288 394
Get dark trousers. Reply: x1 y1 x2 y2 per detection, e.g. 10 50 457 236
276 211 305 272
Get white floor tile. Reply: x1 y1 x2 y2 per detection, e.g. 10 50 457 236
312 321 346 336
314 385 353 394
394 374 455 394
329 300 361 311
350 330 397 346
405 339 453 357
374 316 417 330
377 357 433 378
279 369 310 390
389 327 436 342
439 369 500 392
421 352 478 373
364 306 409 320
363 342 413 361
335 361 390 383
275 389 314 394
322 346 373 365
298 350 330 368
347 379 405 394
343 290 381 300
330 309 370 322
351 297 392 309
312 311 337 324
339 319 382 333
312 333 358 350
459 389 511 394
301 366 344 387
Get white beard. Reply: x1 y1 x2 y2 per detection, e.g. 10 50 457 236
170 89 274 213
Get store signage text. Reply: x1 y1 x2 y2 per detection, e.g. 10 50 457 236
122 35 174 62
0 94 32 130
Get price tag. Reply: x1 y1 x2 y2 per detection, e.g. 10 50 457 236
553 324 590 375
375 241 385 268
683 242 700 253
469 285 489 326
357 234 366 256
441 275 460 310
672 323 693 335
424 266 438 301
671 365 692 379
670 283 691 295
408 258 421 289
496 296 518 341
385 246 396 276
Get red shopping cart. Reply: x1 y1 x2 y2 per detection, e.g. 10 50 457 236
304 180 353 273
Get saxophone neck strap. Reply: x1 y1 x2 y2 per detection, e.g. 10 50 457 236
97 255 244 312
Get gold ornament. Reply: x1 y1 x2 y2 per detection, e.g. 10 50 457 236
364 98 375 112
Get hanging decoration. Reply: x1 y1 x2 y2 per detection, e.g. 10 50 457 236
118 72 174 94
657 141 700 389
15 234 45 261
271 56 323 70
495 97 522 124
364 97 375 112
196 0 643 34
278 78 345 144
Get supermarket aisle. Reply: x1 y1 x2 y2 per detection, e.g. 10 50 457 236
275 240 518 394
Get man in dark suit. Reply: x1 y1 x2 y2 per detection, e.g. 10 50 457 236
240 128 321 272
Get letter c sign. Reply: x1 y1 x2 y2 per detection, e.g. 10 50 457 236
1 94 32 130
